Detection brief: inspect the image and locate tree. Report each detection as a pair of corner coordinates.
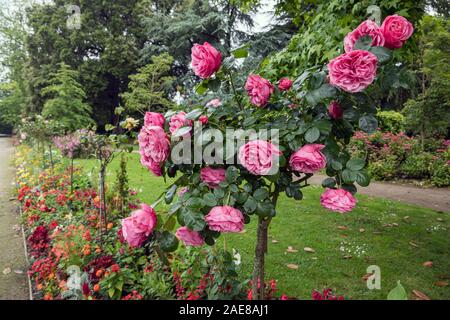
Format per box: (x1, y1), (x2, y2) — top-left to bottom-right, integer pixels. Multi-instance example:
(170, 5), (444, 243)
(121, 53), (175, 115)
(25, 0), (149, 128)
(403, 15), (450, 145)
(41, 63), (93, 132)
(140, 0), (255, 91)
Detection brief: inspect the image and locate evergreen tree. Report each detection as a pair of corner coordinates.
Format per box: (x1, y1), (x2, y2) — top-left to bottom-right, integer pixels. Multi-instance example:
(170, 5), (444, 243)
(121, 53), (175, 114)
(41, 63), (93, 132)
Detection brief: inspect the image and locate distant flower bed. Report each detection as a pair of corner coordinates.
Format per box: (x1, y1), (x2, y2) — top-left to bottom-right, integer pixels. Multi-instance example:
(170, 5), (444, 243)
(349, 131), (450, 187)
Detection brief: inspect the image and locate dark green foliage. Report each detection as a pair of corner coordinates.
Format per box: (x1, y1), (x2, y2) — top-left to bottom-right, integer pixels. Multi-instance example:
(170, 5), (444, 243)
(41, 63), (93, 132)
(121, 53), (175, 114)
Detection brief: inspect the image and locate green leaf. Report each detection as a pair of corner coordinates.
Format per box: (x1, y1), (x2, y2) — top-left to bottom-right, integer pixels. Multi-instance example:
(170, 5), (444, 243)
(186, 108), (203, 120)
(164, 185), (177, 204)
(243, 197), (257, 213)
(356, 171), (371, 187)
(387, 281), (408, 300)
(305, 83), (337, 106)
(195, 81), (208, 95)
(231, 45), (249, 59)
(346, 158), (365, 171)
(305, 127), (320, 143)
(253, 188), (269, 201)
(354, 35), (373, 50)
(331, 159), (343, 171)
(256, 201), (274, 217)
(359, 115), (378, 134)
(208, 78), (221, 92)
(322, 177), (336, 188)
(225, 166), (238, 183)
(158, 231), (179, 252)
(105, 124), (115, 132)
(173, 126), (192, 137)
(203, 193), (217, 207)
(369, 46), (393, 63)
(342, 169), (357, 183)
(183, 210), (206, 231)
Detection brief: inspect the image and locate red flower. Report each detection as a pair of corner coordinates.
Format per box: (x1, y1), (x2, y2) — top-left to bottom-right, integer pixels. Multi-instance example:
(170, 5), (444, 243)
(111, 264), (120, 273)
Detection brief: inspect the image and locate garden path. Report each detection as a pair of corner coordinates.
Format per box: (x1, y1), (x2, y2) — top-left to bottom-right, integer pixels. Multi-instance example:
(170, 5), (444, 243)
(0, 136), (29, 299)
(309, 174), (450, 213)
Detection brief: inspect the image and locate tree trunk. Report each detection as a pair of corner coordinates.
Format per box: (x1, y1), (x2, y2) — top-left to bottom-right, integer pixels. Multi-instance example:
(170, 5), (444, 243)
(251, 190), (279, 300)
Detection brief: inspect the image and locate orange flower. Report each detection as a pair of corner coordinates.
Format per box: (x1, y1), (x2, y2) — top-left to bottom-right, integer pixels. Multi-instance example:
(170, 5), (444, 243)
(83, 249), (91, 256)
(95, 269), (103, 278)
(44, 293), (53, 300)
(107, 222), (113, 230)
(37, 283), (44, 291)
(93, 284), (100, 292)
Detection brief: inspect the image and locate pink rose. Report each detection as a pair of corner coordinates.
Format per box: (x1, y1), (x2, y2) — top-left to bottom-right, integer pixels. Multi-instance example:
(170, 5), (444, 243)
(199, 115), (208, 125)
(138, 129), (168, 176)
(239, 140), (282, 175)
(320, 188), (357, 213)
(121, 204), (157, 247)
(278, 77), (293, 91)
(289, 144), (327, 173)
(138, 125), (170, 176)
(328, 50), (378, 93)
(205, 206), (244, 233)
(206, 98), (222, 108)
(144, 112), (165, 128)
(200, 167), (226, 188)
(344, 19), (385, 52)
(175, 226), (204, 247)
(191, 42), (222, 79)
(169, 112), (193, 135)
(328, 101), (343, 119)
(245, 74), (274, 107)
(381, 15), (414, 49)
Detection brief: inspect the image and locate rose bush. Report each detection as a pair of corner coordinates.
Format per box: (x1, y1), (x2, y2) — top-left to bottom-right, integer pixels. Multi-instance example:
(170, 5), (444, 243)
(129, 12), (414, 300)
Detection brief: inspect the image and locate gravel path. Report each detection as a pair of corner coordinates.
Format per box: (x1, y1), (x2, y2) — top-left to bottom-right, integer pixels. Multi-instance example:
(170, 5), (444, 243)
(309, 174), (450, 213)
(0, 136), (29, 300)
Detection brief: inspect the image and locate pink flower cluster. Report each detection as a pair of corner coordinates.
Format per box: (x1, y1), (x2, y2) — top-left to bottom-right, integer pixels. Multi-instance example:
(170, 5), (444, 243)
(53, 134), (81, 158)
(320, 188), (357, 213)
(176, 226), (204, 247)
(239, 140), (282, 175)
(245, 75), (274, 107)
(289, 144), (327, 173)
(191, 42), (222, 79)
(121, 204), (157, 247)
(138, 124), (170, 176)
(205, 206), (244, 233)
(200, 167), (226, 188)
(169, 111), (193, 135)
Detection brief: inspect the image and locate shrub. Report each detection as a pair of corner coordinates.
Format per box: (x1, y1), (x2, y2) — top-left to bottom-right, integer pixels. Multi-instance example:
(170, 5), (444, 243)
(376, 110), (405, 133)
(369, 157), (398, 181)
(400, 152), (433, 179)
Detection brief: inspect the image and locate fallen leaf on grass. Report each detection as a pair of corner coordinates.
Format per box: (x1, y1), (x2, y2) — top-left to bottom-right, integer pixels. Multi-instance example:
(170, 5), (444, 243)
(337, 226), (348, 230)
(412, 290), (431, 300)
(436, 218), (444, 222)
(286, 246), (298, 253)
(434, 281), (448, 287)
(286, 264), (299, 270)
(409, 241), (419, 248)
(343, 255), (352, 259)
(362, 273), (374, 281)
(303, 247), (315, 253)
(359, 228), (365, 233)
(392, 223), (399, 227)
(422, 261), (433, 268)
(13, 270), (24, 274)
(2, 268), (11, 275)
(271, 239), (278, 244)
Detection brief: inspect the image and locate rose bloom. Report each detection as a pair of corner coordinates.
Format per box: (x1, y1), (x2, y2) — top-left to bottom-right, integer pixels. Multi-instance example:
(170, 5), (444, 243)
(138, 125), (170, 176)
(239, 140), (282, 175)
(320, 188), (357, 213)
(144, 112), (165, 127)
(191, 42), (222, 79)
(199, 115), (208, 125)
(200, 167), (226, 188)
(206, 98), (222, 108)
(381, 15), (414, 49)
(289, 144), (327, 173)
(245, 74), (274, 107)
(328, 101), (343, 119)
(328, 50), (378, 93)
(205, 206), (244, 233)
(169, 111), (193, 135)
(121, 204), (157, 247)
(124, 117), (139, 130)
(278, 77), (293, 91)
(344, 19), (385, 52)
(175, 226), (204, 247)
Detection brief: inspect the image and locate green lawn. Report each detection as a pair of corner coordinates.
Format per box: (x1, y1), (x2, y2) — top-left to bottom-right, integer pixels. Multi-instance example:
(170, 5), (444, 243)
(75, 153), (450, 300)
